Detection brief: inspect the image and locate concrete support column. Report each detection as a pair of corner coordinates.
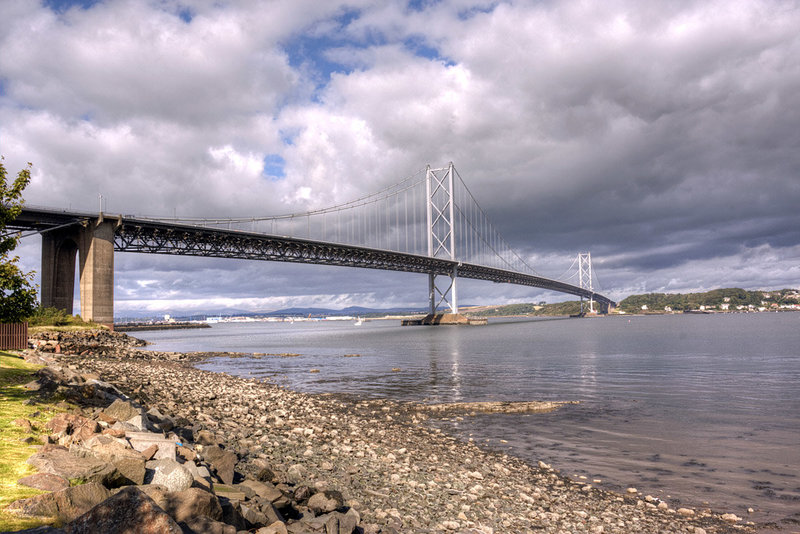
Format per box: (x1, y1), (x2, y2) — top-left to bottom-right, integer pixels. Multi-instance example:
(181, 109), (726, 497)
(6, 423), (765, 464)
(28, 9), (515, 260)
(40, 230), (79, 314)
(78, 219), (115, 327)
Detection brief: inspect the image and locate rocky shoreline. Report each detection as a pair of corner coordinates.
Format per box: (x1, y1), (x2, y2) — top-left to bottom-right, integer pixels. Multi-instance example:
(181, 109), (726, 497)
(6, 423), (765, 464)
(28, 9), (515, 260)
(7, 330), (757, 533)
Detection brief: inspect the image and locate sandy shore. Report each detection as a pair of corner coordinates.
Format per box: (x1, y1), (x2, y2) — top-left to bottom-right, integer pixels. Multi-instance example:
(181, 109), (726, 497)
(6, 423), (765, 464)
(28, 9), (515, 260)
(31, 330), (756, 533)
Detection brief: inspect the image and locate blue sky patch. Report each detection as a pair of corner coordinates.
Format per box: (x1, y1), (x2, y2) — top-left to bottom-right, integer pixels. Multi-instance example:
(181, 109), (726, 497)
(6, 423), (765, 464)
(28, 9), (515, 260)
(177, 6), (194, 23)
(283, 8), (374, 87)
(44, 0), (101, 12)
(263, 154), (286, 180)
(280, 130), (297, 146)
(457, 2), (501, 21)
(408, 0), (442, 12)
(403, 35), (453, 65)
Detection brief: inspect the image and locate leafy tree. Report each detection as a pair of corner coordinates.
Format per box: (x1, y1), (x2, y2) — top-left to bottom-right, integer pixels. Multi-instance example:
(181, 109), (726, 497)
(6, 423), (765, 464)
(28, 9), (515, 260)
(0, 157), (37, 323)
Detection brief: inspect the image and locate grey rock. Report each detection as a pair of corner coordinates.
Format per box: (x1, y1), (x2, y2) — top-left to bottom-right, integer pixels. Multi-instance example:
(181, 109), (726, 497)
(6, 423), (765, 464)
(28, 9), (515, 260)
(160, 487), (223, 523)
(292, 485), (313, 503)
(219, 499), (248, 531)
(325, 511), (357, 534)
(125, 413), (155, 432)
(286, 464), (307, 484)
(7, 483), (111, 522)
(128, 431), (177, 461)
(256, 522), (288, 534)
(203, 445), (237, 485)
(240, 502), (268, 528)
(17, 473), (70, 492)
(102, 398), (142, 422)
(237, 479), (283, 502)
(259, 501), (284, 526)
(307, 491), (343, 516)
(110, 455), (146, 485)
(147, 458), (194, 492)
(179, 516), (236, 534)
(65, 486), (181, 534)
(74, 435), (146, 485)
(27, 446), (117, 486)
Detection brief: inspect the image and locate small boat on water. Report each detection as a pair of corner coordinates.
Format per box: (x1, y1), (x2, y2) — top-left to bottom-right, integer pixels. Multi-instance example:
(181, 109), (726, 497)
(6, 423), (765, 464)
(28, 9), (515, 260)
(354, 317), (363, 326)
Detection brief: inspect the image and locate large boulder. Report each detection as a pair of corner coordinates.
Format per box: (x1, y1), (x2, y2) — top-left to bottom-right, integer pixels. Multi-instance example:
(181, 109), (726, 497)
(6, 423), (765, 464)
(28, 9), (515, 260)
(102, 399), (143, 422)
(324, 510), (360, 534)
(202, 445), (238, 485)
(237, 479), (283, 502)
(45, 414), (100, 444)
(109, 456), (147, 486)
(146, 458), (194, 493)
(66, 486), (181, 534)
(7, 483), (111, 522)
(307, 491), (344, 516)
(127, 431), (177, 461)
(17, 473), (70, 492)
(27, 446), (117, 486)
(219, 498), (248, 531)
(73, 435), (147, 485)
(158, 487), (223, 524)
(239, 503), (268, 528)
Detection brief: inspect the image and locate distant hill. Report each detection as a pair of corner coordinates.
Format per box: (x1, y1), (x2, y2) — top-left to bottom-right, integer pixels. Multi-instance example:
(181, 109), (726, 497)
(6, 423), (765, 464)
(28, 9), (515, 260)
(618, 287), (799, 313)
(463, 287), (800, 318)
(466, 301), (583, 317)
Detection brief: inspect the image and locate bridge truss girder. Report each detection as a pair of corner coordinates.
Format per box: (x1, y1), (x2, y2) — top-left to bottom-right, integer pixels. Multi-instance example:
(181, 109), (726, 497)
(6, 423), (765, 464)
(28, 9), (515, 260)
(114, 220), (615, 307)
(13, 207), (617, 316)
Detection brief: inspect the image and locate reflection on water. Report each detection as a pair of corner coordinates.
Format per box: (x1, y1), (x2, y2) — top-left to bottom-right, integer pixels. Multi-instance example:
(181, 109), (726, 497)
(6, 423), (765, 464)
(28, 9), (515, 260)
(138, 313), (800, 524)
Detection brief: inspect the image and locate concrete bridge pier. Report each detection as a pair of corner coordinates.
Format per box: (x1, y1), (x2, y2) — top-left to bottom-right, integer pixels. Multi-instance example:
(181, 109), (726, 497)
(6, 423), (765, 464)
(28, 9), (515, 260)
(40, 217), (115, 327)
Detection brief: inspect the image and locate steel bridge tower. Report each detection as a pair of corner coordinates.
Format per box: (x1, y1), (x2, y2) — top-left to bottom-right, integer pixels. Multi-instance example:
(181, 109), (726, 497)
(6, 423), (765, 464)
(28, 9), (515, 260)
(578, 252), (594, 314)
(426, 162), (458, 315)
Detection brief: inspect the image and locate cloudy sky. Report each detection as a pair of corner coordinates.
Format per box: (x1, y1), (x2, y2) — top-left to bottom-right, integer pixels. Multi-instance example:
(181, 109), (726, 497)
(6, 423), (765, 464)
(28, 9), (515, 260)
(1, 0), (799, 317)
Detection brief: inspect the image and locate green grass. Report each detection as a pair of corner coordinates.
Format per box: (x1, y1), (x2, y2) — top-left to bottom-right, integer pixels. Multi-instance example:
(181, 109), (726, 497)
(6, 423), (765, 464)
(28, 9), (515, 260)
(0, 351), (64, 530)
(26, 307), (101, 329)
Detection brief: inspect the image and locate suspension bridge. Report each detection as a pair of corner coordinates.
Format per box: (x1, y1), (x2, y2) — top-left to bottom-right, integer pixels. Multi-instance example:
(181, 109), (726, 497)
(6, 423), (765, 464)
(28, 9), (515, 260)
(10, 163), (615, 326)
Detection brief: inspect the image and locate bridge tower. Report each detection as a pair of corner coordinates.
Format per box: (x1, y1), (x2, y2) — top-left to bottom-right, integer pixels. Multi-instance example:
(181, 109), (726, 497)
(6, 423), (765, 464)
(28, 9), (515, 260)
(426, 162), (458, 315)
(40, 216), (116, 328)
(578, 252), (594, 314)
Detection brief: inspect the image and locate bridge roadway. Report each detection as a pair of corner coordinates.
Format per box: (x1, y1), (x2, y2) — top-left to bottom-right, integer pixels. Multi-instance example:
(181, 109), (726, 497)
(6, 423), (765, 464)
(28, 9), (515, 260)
(12, 207), (615, 318)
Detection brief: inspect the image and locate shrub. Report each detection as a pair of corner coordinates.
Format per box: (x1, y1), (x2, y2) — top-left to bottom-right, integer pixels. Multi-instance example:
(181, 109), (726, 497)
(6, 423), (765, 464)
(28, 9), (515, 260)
(26, 307), (93, 327)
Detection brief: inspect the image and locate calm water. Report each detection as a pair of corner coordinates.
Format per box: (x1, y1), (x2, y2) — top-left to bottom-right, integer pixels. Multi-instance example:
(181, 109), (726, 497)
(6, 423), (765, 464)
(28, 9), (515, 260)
(137, 313), (800, 525)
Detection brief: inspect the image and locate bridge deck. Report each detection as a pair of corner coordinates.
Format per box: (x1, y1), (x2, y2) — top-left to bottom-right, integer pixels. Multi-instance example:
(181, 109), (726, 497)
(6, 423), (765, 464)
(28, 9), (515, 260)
(12, 207), (615, 306)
